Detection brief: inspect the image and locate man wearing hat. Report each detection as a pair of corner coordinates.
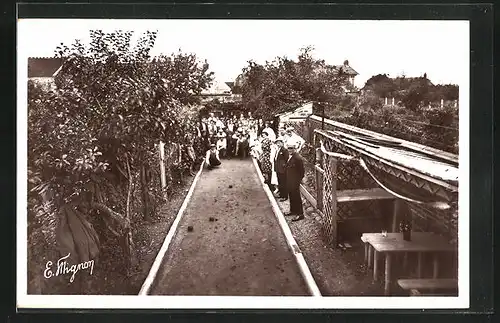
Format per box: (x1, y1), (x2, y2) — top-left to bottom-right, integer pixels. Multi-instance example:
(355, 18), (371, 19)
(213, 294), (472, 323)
(285, 141), (305, 221)
(205, 144), (221, 169)
(273, 136), (289, 201)
(284, 126), (305, 153)
(216, 128), (227, 158)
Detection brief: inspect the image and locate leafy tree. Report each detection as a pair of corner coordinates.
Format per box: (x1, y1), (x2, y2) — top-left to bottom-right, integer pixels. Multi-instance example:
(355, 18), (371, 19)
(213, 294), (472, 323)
(363, 74), (396, 98)
(238, 46), (350, 120)
(28, 29), (213, 290)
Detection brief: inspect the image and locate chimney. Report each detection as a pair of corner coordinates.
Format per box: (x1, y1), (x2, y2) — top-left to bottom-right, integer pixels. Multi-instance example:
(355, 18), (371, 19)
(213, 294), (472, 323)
(343, 59), (349, 66)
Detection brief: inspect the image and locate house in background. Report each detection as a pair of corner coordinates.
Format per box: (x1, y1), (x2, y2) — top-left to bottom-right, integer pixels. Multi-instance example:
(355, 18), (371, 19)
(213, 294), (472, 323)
(199, 78), (242, 105)
(334, 60), (358, 86)
(28, 57), (63, 90)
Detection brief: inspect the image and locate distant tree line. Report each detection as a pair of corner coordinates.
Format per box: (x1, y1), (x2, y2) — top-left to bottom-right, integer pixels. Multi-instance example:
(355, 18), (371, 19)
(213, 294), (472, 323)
(362, 73), (458, 111)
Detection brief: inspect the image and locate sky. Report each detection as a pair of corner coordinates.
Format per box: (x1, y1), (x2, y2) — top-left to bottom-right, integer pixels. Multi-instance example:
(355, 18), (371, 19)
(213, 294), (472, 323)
(18, 19), (469, 88)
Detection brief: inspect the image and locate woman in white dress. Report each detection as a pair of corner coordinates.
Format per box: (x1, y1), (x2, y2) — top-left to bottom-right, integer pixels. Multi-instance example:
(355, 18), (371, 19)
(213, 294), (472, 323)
(262, 121), (276, 142)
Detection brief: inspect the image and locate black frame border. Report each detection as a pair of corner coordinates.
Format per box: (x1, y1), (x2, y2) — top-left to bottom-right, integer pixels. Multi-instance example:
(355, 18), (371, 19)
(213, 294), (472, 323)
(3, 0), (494, 321)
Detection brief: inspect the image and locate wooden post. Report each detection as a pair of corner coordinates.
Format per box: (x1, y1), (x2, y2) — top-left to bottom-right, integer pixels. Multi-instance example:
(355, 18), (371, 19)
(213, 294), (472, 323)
(392, 199), (401, 232)
(417, 253), (423, 278)
(433, 253), (439, 278)
(385, 254), (392, 295)
(316, 167), (324, 211)
(392, 97), (395, 106)
(373, 250), (379, 281)
(385, 97), (388, 105)
(158, 141), (167, 198)
(368, 245), (373, 268)
(330, 157), (338, 247)
(321, 105), (325, 130)
(441, 99), (444, 108)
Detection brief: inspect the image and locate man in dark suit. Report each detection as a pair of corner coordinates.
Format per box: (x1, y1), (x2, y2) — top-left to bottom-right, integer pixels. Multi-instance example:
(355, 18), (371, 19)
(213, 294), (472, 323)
(273, 137), (289, 201)
(285, 141), (305, 221)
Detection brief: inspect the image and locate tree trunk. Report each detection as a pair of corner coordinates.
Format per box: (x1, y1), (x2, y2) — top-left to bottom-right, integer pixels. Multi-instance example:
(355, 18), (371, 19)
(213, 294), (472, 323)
(123, 228), (137, 276)
(91, 202), (129, 229)
(140, 163), (152, 220)
(124, 155), (137, 275)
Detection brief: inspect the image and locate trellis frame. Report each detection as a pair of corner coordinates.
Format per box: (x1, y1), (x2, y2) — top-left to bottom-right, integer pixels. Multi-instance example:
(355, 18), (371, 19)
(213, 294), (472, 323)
(313, 126), (458, 247)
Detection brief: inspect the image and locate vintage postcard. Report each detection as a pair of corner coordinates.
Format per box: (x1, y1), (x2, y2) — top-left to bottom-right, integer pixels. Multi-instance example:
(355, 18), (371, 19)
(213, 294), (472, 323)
(17, 18), (469, 309)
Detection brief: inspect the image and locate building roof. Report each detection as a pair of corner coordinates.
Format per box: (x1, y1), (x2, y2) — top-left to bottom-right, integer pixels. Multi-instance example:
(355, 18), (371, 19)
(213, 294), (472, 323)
(201, 79), (232, 95)
(28, 57), (63, 78)
(333, 64), (358, 76)
(225, 82), (235, 89)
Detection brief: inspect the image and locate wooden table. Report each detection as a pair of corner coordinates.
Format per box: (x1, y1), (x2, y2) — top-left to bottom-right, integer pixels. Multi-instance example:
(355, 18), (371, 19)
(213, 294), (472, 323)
(361, 232), (456, 296)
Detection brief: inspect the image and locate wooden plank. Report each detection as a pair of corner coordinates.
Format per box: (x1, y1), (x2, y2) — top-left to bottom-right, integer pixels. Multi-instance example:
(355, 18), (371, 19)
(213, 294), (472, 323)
(315, 164), (325, 175)
(300, 184), (317, 208)
(309, 114), (458, 164)
(370, 240), (455, 253)
(314, 129), (458, 192)
(397, 279), (458, 291)
(336, 188), (395, 203)
(362, 232), (456, 253)
(338, 215), (384, 222)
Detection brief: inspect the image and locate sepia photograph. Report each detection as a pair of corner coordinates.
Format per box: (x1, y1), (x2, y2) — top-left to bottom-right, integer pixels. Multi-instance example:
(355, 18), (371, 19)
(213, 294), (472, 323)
(17, 18), (469, 309)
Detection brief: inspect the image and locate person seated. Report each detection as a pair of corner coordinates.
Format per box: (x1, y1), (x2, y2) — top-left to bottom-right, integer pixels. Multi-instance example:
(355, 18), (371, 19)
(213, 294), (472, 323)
(205, 144), (221, 170)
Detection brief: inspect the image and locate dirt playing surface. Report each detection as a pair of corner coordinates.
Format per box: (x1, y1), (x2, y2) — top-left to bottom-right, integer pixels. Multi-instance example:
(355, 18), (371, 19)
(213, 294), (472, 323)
(150, 158), (309, 296)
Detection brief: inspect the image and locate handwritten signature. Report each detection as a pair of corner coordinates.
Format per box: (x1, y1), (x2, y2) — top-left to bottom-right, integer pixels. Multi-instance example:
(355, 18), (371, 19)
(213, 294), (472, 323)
(44, 253), (95, 283)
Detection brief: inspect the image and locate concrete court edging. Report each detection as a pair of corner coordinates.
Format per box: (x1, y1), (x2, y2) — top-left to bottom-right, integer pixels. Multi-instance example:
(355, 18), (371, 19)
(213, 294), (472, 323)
(251, 157), (322, 297)
(138, 160), (205, 295)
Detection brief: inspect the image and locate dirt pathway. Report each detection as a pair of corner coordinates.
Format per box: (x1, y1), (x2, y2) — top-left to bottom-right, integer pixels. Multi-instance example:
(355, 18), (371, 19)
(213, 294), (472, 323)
(150, 159), (309, 296)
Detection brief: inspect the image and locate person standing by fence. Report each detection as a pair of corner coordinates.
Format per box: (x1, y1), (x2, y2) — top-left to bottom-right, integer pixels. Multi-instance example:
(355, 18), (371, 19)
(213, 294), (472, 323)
(273, 137), (289, 201)
(284, 126), (305, 153)
(262, 121), (276, 142)
(285, 141), (305, 221)
(259, 130), (274, 190)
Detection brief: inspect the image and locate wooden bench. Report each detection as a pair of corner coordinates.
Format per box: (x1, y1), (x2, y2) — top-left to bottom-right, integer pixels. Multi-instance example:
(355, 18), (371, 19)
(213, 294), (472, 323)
(397, 278), (458, 296)
(336, 188), (395, 203)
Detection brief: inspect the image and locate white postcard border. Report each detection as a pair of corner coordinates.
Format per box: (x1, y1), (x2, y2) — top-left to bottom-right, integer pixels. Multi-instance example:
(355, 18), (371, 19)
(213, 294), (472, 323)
(17, 19), (470, 309)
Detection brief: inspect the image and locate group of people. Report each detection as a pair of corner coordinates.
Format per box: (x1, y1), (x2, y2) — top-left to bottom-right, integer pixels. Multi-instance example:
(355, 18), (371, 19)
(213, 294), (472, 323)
(201, 112), (276, 167)
(252, 126), (306, 222)
(200, 111), (307, 221)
